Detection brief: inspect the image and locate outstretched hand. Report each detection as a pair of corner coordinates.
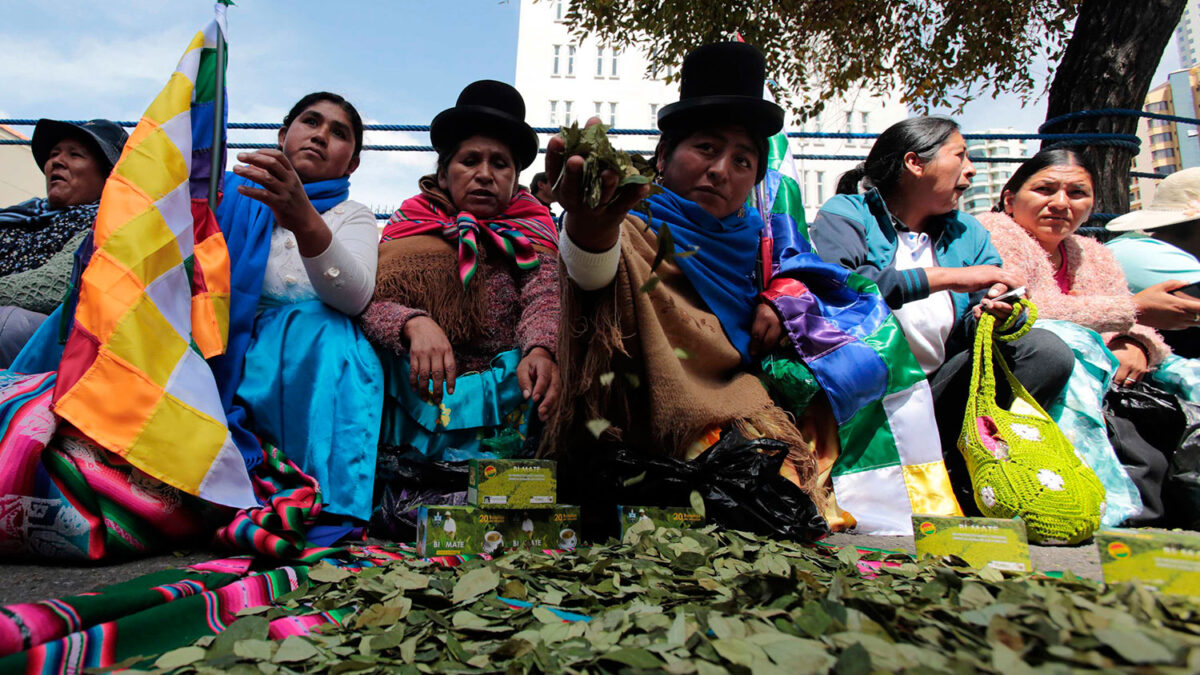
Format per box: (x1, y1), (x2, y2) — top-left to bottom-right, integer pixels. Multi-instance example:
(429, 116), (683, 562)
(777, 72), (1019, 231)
(517, 347), (561, 421)
(1134, 279), (1200, 331)
(548, 116), (650, 253)
(232, 149), (317, 226)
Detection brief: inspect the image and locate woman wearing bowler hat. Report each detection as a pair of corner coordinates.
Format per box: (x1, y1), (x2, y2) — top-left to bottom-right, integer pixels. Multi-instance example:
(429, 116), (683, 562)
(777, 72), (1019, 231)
(0, 118), (128, 367)
(545, 42), (840, 527)
(362, 80), (560, 476)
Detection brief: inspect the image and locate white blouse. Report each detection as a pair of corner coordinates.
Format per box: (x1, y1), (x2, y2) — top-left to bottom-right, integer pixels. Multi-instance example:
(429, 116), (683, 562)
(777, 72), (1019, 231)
(890, 230), (956, 375)
(259, 199), (378, 316)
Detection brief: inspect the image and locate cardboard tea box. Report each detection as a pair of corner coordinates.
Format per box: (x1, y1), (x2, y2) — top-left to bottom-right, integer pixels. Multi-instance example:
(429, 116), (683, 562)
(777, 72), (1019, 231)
(912, 515), (1032, 573)
(1097, 529), (1200, 596)
(416, 505), (507, 557)
(416, 505), (581, 556)
(467, 459), (556, 508)
(618, 505), (705, 537)
(503, 507), (581, 552)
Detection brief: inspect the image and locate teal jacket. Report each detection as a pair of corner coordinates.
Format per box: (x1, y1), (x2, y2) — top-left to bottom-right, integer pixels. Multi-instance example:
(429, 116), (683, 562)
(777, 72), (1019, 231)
(808, 189), (1004, 352)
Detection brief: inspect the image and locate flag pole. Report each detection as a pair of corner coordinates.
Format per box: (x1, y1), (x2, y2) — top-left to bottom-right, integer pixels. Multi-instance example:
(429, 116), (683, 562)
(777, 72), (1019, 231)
(207, 3), (228, 213)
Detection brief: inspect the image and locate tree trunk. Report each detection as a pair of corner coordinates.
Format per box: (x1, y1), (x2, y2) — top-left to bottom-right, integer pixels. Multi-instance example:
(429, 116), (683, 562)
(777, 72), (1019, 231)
(1043, 0), (1187, 219)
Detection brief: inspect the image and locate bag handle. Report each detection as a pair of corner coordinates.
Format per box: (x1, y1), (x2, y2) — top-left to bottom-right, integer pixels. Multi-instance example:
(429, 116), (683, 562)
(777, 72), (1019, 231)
(969, 299), (1037, 413)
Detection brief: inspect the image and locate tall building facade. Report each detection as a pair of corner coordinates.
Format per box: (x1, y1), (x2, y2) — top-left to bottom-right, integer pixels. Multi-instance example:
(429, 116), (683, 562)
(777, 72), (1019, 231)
(1178, 0), (1200, 68)
(512, 0), (907, 220)
(0, 124), (45, 206)
(959, 131), (1028, 215)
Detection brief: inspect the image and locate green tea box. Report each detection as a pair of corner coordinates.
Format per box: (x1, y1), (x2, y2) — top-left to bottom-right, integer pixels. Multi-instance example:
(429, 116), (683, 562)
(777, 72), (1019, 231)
(912, 515), (1032, 573)
(618, 505), (705, 537)
(416, 505), (507, 557)
(467, 459), (556, 508)
(1097, 529), (1200, 596)
(504, 507), (581, 551)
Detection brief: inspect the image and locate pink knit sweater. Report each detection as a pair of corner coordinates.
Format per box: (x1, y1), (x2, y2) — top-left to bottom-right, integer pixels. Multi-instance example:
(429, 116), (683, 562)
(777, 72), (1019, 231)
(361, 248), (560, 373)
(977, 211), (1170, 366)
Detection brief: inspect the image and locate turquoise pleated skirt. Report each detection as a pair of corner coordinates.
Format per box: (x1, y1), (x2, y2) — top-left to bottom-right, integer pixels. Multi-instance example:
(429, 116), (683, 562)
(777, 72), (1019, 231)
(378, 348), (531, 462)
(236, 299), (383, 521)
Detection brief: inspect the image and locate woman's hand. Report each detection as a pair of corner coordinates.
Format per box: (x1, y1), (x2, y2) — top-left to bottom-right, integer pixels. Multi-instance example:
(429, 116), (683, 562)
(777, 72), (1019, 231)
(1109, 336), (1150, 387)
(927, 265), (1024, 323)
(233, 149), (331, 256)
(1133, 280), (1200, 331)
(517, 347), (561, 421)
(546, 117), (650, 253)
(749, 301), (784, 357)
(926, 265), (1025, 296)
(403, 316), (456, 404)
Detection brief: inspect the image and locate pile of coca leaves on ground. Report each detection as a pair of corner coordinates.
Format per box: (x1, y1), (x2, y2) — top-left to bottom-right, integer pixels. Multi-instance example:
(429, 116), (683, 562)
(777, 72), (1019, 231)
(145, 522), (1200, 674)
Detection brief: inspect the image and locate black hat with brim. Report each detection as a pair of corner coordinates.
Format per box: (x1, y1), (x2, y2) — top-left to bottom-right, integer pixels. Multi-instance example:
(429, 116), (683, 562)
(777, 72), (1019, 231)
(430, 80), (539, 170)
(32, 118), (130, 176)
(657, 42), (784, 139)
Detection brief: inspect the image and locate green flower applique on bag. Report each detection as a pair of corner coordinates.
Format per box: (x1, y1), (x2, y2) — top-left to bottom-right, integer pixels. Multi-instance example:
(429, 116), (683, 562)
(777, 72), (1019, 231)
(960, 300), (1106, 545)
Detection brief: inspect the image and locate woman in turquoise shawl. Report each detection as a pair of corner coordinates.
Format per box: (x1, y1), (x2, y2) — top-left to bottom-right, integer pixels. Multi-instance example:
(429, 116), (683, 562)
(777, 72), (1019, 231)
(213, 92), (382, 526)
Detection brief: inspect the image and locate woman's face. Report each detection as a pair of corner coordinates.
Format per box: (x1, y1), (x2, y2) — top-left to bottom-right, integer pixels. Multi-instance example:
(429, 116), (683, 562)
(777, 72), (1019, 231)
(906, 131), (974, 215)
(437, 135), (517, 220)
(44, 137), (106, 209)
(278, 100), (360, 183)
(1004, 164), (1094, 252)
(657, 124), (759, 218)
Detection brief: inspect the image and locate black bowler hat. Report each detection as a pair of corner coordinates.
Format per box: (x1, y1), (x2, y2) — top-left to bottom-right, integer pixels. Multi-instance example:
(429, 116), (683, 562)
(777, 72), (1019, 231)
(658, 42), (784, 139)
(32, 118), (130, 176)
(430, 80), (539, 170)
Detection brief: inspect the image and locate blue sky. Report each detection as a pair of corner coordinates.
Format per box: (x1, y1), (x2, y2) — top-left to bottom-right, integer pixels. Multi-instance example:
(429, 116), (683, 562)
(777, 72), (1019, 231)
(0, 1), (1184, 211)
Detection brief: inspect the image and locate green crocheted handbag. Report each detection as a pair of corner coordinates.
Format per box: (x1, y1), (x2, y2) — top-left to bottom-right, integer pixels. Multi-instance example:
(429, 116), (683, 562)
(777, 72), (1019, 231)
(959, 300), (1105, 545)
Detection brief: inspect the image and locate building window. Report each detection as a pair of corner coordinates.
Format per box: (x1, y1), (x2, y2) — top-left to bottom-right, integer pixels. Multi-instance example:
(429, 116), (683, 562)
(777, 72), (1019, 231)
(1145, 101), (1170, 113)
(554, 0), (564, 21)
(859, 111), (870, 133)
(596, 47), (605, 77)
(1151, 132), (1175, 144)
(1157, 165), (1177, 175)
(844, 111), (853, 131)
(609, 102), (618, 126)
(649, 103), (659, 127)
(815, 171), (826, 204)
(549, 101), (558, 126)
(567, 45), (576, 77)
(552, 45), (561, 76)
(1152, 148), (1177, 160)
(594, 101), (603, 118)
(1149, 118), (1170, 129)
(564, 101), (574, 125)
(611, 48), (620, 78)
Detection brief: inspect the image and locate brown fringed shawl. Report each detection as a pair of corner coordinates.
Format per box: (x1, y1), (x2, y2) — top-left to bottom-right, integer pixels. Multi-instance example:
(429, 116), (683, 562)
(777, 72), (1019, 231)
(544, 214), (833, 516)
(373, 177), (557, 346)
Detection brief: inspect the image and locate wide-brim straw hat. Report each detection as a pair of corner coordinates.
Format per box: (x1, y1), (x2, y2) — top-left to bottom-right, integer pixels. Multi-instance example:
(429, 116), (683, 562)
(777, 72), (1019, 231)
(1108, 167), (1200, 232)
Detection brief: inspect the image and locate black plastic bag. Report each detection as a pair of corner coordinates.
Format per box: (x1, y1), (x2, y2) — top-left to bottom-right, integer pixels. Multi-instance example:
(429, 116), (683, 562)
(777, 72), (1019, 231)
(1105, 381), (1200, 528)
(557, 430), (829, 543)
(370, 455), (470, 540)
(1164, 402), (1200, 531)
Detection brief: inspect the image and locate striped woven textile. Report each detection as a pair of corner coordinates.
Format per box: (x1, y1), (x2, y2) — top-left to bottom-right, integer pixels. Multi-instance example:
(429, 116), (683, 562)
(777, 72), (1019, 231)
(381, 188), (557, 287)
(0, 545), (480, 672)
